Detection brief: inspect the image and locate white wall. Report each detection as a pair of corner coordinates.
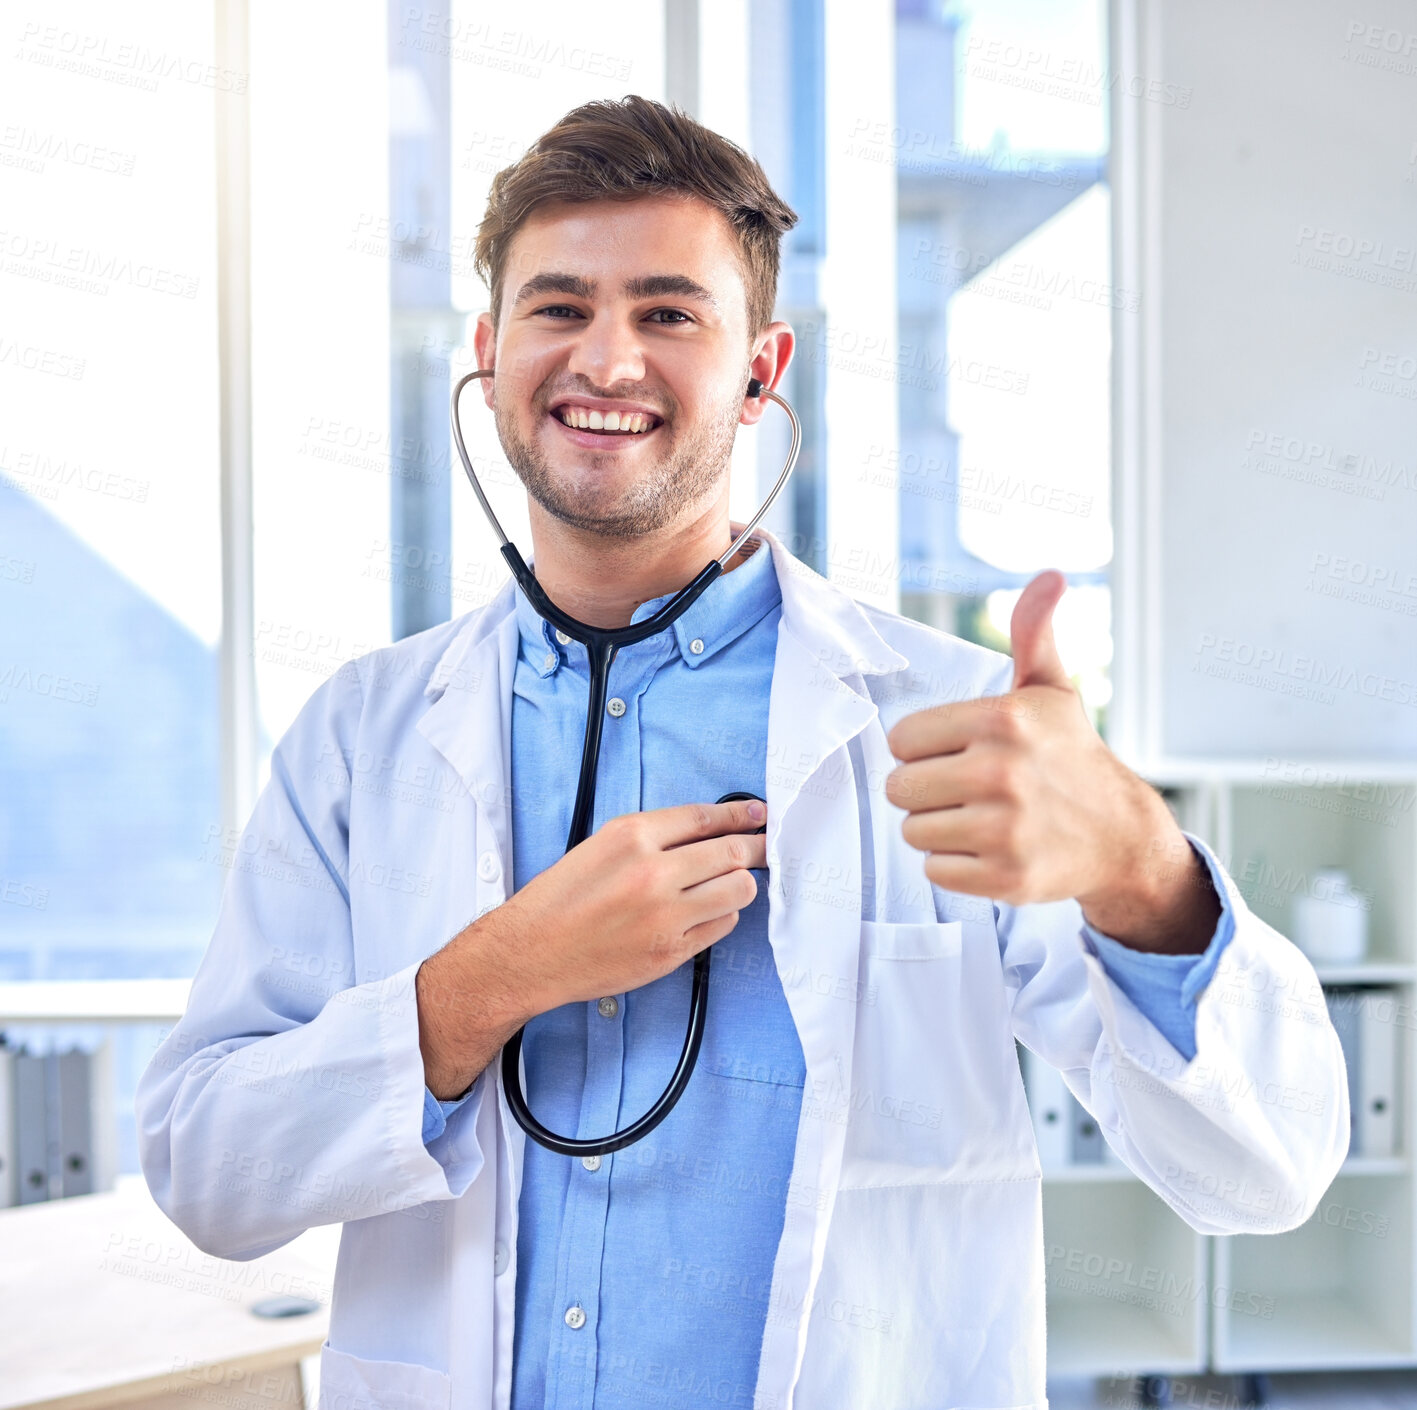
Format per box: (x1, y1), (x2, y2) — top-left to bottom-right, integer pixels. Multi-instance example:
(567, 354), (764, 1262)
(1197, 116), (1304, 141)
(1112, 0), (1417, 768)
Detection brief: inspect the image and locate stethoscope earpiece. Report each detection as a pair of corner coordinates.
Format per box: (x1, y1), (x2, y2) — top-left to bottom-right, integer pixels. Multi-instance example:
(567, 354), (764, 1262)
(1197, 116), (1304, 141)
(746, 376), (763, 398)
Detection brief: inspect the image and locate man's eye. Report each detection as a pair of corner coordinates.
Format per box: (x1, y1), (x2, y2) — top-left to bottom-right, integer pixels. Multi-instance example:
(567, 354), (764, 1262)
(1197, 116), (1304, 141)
(533, 306), (691, 323)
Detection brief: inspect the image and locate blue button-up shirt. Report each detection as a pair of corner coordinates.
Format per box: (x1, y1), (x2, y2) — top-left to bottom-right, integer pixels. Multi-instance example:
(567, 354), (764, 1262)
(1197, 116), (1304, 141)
(421, 541), (1234, 1406)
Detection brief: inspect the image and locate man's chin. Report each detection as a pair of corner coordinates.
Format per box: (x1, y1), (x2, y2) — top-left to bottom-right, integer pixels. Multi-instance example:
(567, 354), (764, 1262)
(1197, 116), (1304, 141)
(534, 490), (680, 540)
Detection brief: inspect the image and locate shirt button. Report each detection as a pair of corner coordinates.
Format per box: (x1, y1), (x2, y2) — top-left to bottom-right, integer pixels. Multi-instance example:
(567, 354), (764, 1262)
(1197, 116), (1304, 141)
(543, 651), (557, 671)
(564, 1304), (586, 1330)
(689, 637), (705, 655)
(493, 1241), (509, 1275)
(477, 852), (500, 883)
(581, 1155), (601, 1172)
(607, 697), (626, 717)
(597, 996), (619, 1018)
(555, 629), (571, 646)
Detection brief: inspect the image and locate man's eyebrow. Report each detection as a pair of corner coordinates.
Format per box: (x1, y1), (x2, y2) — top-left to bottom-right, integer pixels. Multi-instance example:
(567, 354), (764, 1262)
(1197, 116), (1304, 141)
(511, 272), (596, 308)
(511, 271), (720, 314)
(623, 274), (720, 312)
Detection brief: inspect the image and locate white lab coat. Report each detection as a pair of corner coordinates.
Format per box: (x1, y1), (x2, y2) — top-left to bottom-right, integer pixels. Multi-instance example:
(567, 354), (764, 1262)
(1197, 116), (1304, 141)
(137, 526), (1349, 1410)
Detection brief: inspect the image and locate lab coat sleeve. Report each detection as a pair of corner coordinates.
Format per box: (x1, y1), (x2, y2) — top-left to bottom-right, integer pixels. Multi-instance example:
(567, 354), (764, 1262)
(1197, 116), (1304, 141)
(999, 837), (1350, 1235)
(984, 679), (1350, 1236)
(136, 661), (491, 1262)
(1082, 837), (1238, 1061)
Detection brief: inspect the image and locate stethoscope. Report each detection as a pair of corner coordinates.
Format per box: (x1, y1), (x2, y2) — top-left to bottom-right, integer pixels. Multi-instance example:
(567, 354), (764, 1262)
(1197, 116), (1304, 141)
(450, 367), (802, 1156)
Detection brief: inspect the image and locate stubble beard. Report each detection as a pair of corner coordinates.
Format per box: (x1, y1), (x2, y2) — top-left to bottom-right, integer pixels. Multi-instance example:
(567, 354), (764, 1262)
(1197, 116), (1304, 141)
(495, 386), (745, 541)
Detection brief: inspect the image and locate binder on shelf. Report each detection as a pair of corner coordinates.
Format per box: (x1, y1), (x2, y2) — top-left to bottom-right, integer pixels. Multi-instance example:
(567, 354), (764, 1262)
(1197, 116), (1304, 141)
(79, 1036), (116, 1195)
(57, 1048), (94, 1197)
(0, 1037), (117, 1205)
(1357, 989), (1398, 1159)
(1020, 1046), (1070, 1169)
(1069, 1095), (1105, 1165)
(14, 1047), (51, 1204)
(0, 1039), (17, 1208)
(1326, 988), (1362, 1156)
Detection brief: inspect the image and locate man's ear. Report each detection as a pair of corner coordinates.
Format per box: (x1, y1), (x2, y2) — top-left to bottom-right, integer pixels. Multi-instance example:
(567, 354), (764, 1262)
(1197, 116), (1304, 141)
(473, 312), (496, 408)
(741, 321), (795, 426)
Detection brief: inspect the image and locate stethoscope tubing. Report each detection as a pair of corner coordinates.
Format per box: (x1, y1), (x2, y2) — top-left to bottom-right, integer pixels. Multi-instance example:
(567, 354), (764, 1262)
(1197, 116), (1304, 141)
(449, 367), (800, 1156)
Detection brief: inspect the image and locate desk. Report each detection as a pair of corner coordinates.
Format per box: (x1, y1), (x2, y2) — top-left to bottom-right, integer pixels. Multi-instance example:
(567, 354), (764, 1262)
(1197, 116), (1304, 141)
(0, 1177), (340, 1409)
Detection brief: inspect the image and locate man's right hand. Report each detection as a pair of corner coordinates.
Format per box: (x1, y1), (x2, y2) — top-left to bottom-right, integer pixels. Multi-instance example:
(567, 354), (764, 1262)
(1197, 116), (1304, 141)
(416, 797), (768, 1101)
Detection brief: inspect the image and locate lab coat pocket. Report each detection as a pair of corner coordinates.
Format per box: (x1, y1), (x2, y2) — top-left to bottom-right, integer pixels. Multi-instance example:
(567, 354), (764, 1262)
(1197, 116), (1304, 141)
(835, 921), (965, 1187)
(860, 917), (963, 960)
(317, 1339), (452, 1410)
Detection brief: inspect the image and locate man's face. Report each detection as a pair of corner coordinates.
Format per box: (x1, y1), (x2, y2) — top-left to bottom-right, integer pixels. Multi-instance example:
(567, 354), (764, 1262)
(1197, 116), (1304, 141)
(475, 194), (757, 541)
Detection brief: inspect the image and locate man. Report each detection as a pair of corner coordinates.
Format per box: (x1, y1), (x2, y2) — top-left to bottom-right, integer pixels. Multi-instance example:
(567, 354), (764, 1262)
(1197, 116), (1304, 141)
(138, 97), (1348, 1410)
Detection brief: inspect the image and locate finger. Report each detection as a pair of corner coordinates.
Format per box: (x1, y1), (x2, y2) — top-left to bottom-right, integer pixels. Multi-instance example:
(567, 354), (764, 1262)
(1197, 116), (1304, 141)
(679, 867), (759, 928)
(886, 695), (1026, 763)
(919, 851), (1003, 899)
(1009, 570), (1070, 691)
(652, 798), (767, 849)
(681, 909), (742, 954)
(667, 830), (767, 888)
(899, 801), (1006, 857)
(886, 749), (997, 813)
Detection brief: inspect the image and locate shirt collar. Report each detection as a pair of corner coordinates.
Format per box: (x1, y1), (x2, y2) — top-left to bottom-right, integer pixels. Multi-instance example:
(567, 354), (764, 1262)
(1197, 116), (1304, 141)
(514, 533), (781, 679)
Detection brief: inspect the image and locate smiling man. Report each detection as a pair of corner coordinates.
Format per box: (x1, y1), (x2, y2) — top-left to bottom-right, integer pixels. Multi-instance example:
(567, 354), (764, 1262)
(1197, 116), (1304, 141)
(467, 146), (793, 627)
(138, 97), (1349, 1410)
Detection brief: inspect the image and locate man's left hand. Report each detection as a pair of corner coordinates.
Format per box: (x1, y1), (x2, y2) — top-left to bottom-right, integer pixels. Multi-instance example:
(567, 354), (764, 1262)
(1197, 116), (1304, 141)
(883, 571), (1220, 954)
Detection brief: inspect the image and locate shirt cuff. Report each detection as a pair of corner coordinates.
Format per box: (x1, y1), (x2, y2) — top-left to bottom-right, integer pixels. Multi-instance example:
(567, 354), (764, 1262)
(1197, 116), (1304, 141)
(1079, 832), (1237, 1063)
(421, 1082), (478, 1146)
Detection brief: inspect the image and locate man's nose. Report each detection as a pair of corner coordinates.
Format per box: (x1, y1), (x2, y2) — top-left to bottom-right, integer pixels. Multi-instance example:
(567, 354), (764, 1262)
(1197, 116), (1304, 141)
(564, 312), (647, 389)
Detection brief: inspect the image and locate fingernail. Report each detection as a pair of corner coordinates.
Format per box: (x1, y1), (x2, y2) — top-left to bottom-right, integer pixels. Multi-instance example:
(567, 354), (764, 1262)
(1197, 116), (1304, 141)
(748, 800), (766, 821)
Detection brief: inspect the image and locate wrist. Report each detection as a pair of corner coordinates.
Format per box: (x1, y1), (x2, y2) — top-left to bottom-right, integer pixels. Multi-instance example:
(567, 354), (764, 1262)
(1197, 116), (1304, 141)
(415, 954), (475, 1100)
(416, 912), (533, 1100)
(471, 891), (560, 1025)
(1076, 795), (1209, 952)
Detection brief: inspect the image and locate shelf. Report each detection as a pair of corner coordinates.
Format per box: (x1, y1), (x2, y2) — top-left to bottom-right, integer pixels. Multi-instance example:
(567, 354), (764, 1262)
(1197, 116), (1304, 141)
(1214, 1290), (1416, 1372)
(1340, 1156), (1409, 1176)
(1046, 1293), (1203, 1377)
(1226, 781), (1417, 969)
(1314, 964), (1416, 986)
(1029, 766), (1417, 1378)
(1212, 1173), (1415, 1370)
(1042, 1164), (1137, 1183)
(1132, 760), (1417, 787)
(1043, 1180), (1206, 1375)
(0, 979), (191, 1024)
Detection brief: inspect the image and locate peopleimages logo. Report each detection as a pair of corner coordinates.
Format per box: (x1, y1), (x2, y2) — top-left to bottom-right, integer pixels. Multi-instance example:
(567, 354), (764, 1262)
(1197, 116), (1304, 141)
(15, 21), (248, 93)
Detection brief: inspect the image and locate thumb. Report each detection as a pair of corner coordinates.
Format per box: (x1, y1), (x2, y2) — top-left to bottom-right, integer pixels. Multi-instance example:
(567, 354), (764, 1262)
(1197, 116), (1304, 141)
(1009, 570), (1071, 690)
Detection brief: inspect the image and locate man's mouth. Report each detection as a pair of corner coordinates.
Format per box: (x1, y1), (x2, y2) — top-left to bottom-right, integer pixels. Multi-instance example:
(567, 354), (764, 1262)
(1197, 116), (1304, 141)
(548, 400), (664, 439)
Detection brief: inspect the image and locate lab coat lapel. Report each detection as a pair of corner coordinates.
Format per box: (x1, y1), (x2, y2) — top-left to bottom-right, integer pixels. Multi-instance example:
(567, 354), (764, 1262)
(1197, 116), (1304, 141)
(415, 578), (518, 864)
(754, 529), (908, 1401)
(758, 527), (908, 846)
(414, 578), (529, 1193)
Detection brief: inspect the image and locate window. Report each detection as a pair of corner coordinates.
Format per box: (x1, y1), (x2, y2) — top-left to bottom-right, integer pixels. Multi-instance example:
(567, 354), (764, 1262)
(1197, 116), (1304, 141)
(0, 3), (223, 984)
(893, 0), (1115, 724)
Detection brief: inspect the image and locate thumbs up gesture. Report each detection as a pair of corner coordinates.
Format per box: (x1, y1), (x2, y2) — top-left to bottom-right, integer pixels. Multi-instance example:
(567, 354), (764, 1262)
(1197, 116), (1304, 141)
(884, 571), (1218, 950)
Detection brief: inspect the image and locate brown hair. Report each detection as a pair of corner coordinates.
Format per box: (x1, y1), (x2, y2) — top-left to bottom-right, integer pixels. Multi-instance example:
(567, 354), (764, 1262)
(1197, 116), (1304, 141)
(473, 95), (798, 340)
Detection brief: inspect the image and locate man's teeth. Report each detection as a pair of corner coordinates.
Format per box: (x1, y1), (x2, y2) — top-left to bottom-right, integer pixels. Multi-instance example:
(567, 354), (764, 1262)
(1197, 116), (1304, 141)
(557, 408), (656, 434)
